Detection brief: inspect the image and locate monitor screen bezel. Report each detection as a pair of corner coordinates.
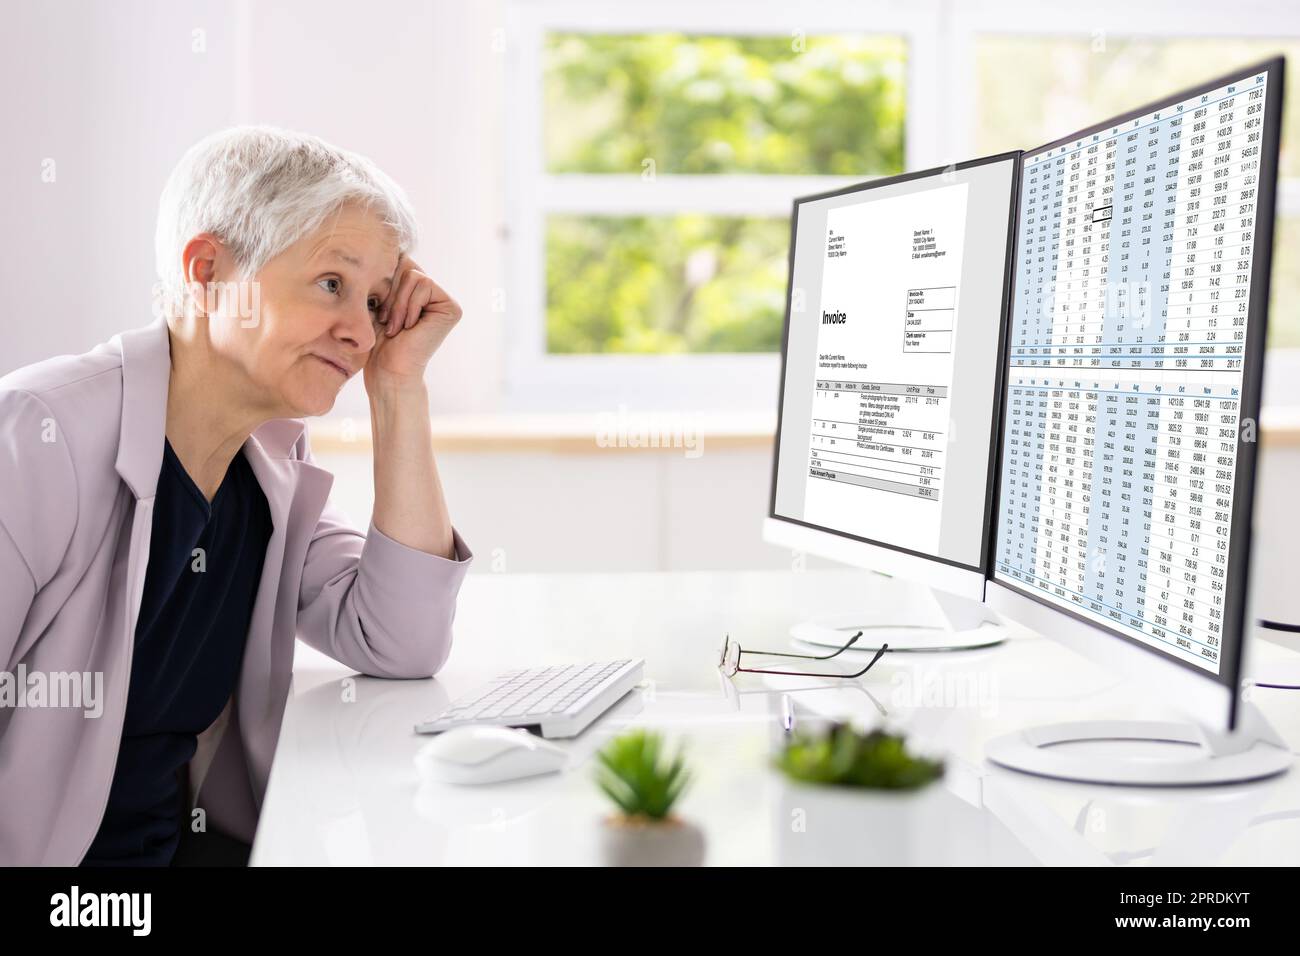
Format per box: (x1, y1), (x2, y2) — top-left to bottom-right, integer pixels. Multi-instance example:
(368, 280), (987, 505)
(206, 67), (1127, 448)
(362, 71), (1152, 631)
(767, 151), (1023, 575)
(986, 56), (1286, 719)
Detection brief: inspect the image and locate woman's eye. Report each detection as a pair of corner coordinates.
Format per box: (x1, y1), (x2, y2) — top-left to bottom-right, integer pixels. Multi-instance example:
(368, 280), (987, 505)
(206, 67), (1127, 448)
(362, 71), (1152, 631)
(367, 296), (382, 313)
(317, 277), (342, 296)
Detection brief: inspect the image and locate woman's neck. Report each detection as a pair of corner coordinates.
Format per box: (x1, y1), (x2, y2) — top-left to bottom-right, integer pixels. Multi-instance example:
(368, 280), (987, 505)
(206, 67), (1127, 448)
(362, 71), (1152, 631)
(164, 320), (275, 501)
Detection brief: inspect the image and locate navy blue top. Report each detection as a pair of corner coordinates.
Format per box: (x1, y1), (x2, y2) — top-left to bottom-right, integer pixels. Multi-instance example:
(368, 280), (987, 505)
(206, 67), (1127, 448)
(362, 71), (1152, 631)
(82, 437), (272, 866)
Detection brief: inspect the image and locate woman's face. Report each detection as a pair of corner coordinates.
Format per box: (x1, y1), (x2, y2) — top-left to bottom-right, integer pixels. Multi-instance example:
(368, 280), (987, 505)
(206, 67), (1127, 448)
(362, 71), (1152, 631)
(200, 202), (400, 418)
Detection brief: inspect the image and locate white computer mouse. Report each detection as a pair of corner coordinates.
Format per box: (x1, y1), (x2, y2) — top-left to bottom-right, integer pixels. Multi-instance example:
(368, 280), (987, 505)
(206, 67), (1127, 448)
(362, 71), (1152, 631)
(415, 725), (569, 785)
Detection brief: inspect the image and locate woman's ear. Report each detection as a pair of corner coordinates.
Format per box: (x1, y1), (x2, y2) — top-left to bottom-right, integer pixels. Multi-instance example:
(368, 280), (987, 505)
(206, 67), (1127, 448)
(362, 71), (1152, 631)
(180, 235), (221, 319)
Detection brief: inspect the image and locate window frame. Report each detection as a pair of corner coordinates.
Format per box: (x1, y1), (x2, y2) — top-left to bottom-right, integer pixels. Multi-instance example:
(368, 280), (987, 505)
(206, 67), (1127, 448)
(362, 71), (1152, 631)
(503, 0), (943, 411)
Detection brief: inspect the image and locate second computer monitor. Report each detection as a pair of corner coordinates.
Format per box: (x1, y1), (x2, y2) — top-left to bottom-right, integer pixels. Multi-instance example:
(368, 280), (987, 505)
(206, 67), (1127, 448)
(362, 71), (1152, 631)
(768, 153), (1020, 600)
(987, 57), (1285, 732)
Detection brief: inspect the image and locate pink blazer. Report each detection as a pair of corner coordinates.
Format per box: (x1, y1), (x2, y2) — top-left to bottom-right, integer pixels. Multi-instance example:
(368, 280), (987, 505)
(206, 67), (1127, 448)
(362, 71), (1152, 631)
(0, 316), (473, 864)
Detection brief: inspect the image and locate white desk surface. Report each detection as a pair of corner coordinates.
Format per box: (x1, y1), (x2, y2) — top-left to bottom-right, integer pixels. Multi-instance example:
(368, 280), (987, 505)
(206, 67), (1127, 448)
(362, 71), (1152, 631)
(250, 569), (1300, 866)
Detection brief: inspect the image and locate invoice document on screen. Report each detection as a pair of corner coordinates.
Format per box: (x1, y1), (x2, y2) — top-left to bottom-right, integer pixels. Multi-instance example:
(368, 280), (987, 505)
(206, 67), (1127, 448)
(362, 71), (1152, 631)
(804, 182), (971, 553)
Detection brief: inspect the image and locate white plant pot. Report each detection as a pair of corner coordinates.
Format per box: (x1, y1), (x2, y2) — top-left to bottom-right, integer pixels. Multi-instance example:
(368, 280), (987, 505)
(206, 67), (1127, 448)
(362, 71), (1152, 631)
(776, 777), (946, 866)
(599, 816), (707, 867)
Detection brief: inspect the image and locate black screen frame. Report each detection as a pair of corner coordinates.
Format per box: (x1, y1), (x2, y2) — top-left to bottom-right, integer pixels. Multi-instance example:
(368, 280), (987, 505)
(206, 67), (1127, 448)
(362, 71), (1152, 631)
(985, 56), (1286, 726)
(767, 151), (1022, 575)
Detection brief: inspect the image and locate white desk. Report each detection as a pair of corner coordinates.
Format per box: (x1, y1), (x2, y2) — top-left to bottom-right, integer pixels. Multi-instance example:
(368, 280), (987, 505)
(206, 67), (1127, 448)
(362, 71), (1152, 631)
(250, 569), (1300, 866)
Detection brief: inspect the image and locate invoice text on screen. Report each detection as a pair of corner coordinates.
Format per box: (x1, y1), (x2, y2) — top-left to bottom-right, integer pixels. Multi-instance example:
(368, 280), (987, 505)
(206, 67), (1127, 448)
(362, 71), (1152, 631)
(804, 183), (971, 553)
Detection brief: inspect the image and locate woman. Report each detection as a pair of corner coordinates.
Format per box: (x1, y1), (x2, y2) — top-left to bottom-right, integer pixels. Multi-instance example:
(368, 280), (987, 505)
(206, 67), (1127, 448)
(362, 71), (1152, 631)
(0, 127), (472, 865)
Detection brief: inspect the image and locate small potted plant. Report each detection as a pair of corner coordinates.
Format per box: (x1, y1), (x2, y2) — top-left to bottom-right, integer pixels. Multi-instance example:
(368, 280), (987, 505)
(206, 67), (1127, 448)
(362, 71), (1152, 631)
(774, 722), (946, 866)
(595, 729), (705, 867)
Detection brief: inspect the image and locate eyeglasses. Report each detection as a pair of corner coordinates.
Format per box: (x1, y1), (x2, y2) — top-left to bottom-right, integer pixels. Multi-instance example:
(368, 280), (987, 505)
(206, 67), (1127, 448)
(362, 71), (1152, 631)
(717, 630), (888, 680)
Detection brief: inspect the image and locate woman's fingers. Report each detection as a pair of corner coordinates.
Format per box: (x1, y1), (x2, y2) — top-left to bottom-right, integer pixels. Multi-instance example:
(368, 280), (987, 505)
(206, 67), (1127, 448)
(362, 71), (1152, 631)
(384, 269), (420, 337)
(377, 268), (403, 326)
(404, 282), (427, 330)
(377, 258), (463, 340)
(418, 276), (460, 319)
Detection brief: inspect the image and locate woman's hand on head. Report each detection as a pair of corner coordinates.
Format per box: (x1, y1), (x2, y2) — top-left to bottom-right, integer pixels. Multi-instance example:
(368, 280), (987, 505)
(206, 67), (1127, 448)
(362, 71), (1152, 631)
(364, 255), (462, 393)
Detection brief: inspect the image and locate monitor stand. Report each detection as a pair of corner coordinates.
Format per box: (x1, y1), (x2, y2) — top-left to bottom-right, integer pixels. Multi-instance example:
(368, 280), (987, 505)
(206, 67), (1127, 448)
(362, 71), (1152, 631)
(984, 702), (1293, 786)
(790, 587), (1008, 652)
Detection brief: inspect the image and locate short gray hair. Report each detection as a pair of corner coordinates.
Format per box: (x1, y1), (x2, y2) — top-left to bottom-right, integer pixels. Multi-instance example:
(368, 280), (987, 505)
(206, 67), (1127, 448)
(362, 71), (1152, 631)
(154, 125), (419, 314)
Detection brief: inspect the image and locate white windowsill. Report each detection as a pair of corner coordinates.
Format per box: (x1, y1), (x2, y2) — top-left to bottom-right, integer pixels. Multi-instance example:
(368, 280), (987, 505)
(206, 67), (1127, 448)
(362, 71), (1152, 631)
(308, 409), (779, 454)
(306, 407), (1300, 454)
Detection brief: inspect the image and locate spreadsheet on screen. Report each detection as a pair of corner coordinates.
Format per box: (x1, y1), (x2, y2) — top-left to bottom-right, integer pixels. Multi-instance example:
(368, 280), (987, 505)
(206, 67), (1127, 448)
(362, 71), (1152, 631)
(993, 67), (1272, 674)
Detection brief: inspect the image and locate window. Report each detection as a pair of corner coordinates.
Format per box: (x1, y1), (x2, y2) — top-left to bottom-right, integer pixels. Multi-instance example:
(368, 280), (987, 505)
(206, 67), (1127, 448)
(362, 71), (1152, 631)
(506, 1), (1300, 410)
(505, 2), (940, 410)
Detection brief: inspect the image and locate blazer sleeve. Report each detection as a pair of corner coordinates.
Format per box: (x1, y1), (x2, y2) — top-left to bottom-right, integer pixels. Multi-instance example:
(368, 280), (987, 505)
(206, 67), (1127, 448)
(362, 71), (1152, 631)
(293, 431), (473, 679)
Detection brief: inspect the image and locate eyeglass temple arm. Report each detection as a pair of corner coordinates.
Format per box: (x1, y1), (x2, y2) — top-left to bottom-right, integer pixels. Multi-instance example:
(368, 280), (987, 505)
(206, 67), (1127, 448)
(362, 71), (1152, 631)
(841, 643), (888, 677)
(737, 630), (863, 662)
(737, 643), (888, 679)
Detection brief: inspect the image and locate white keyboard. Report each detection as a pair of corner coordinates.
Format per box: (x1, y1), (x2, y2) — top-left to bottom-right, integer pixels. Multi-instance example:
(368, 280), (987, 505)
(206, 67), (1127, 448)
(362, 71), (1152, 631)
(415, 659), (644, 739)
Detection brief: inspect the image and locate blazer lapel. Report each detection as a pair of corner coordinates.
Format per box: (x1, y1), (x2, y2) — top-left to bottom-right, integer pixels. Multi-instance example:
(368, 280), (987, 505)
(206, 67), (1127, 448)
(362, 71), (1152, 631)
(111, 317), (171, 669)
(112, 315), (170, 501)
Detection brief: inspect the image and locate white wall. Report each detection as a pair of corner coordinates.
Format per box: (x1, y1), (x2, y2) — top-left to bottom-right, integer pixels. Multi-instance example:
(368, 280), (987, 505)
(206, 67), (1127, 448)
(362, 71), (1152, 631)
(310, 439), (1300, 626)
(315, 443), (822, 574)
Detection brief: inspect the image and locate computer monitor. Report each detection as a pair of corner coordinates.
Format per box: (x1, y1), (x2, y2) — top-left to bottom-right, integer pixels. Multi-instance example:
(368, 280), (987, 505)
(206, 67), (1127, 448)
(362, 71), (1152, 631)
(984, 57), (1291, 784)
(764, 153), (1021, 650)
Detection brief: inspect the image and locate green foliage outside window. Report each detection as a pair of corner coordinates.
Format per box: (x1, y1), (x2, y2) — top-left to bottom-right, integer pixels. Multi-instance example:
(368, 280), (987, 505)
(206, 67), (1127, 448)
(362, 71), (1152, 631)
(546, 214), (790, 354)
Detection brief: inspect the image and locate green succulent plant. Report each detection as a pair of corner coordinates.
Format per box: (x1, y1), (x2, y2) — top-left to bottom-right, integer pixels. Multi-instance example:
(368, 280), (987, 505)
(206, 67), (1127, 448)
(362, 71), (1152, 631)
(595, 730), (690, 821)
(775, 722), (944, 791)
